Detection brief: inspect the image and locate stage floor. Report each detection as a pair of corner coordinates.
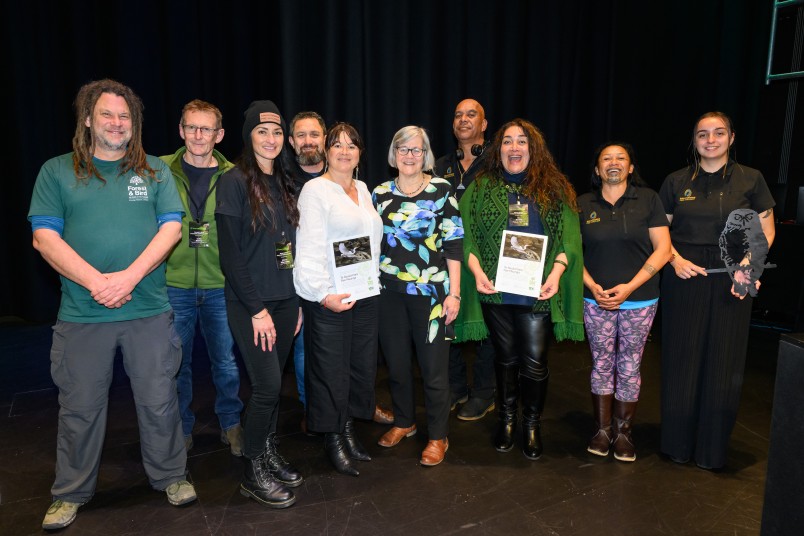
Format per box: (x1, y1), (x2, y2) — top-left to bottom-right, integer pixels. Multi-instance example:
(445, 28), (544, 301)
(0, 320), (780, 535)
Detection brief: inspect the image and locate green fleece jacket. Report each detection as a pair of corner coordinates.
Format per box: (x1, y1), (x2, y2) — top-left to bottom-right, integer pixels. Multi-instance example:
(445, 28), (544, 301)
(456, 175), (585, 343)
(162, 147), (235, 289)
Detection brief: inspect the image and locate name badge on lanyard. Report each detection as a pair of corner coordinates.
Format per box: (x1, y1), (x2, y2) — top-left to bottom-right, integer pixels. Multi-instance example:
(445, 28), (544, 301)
(188, 220), (211, 248)
(276, 233), (294, 269)
(509, 202), (529, 227)
(505, 182), (528, 226)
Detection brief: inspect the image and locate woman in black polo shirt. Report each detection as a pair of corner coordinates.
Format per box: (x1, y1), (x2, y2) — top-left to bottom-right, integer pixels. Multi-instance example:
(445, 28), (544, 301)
(659, 112), (775, 470)
(578, 142), (671, 462)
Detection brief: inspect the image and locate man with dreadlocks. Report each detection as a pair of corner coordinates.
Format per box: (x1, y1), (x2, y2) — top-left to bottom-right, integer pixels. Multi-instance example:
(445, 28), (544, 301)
(29, 79), (196, 530)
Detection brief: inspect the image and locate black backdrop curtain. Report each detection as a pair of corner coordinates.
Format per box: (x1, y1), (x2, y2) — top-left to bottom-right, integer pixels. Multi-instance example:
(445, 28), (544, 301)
(3, 0), (794, 322)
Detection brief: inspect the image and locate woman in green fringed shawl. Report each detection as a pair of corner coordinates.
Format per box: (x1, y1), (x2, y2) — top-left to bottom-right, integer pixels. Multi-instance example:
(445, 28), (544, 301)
(457, 118), (583, 460)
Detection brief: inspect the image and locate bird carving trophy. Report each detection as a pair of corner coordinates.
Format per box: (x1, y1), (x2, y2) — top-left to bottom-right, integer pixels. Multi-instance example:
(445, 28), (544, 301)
(706, 209), (776, 298)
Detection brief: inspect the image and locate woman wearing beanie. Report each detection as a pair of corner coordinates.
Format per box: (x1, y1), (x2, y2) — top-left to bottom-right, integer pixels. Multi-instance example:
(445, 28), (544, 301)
(216, 100), (303, 508)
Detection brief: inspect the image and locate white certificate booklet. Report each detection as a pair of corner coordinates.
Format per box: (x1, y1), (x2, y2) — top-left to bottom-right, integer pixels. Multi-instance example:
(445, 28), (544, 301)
(330, 235), (379, 303)
(494, 231), (549, 298)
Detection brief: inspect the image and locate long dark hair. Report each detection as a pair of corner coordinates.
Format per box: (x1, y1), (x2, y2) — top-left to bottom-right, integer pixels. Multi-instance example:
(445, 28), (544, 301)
(236, 137), (300, 232)
(72, 79), (154, 183)
(589, 141), (646, 190)
(478, 118), (577, 210)
(689, 111), (735, 180)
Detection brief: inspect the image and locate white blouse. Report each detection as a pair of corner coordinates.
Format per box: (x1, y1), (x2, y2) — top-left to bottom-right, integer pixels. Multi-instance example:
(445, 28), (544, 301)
(293, 177), (383, 303)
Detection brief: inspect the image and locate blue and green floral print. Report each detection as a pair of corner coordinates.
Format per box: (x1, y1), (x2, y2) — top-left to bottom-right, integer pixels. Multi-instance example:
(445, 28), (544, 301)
(373, 177), (464, 342)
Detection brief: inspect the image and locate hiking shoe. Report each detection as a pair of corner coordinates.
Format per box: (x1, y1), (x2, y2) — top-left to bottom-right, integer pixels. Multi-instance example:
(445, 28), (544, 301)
(221, 424), (244, 456)
(166, 480), (197, 506)
(457, 396), (495, 421)
(42, 499), (82, 530)
(450, 392), (469, 411)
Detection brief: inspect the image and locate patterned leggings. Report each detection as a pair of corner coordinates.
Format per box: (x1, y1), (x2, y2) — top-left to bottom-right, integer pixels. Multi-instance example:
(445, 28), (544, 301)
(583, 301), (658, 401)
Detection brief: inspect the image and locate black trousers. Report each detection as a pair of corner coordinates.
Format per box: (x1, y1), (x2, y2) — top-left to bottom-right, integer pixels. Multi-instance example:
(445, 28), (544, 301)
(481, 304), (551, 381)
(379, 290), (450, 440)
(301, 296), (379, 434)
(660, 244), (753, 469)
(227, 296), (298, 459)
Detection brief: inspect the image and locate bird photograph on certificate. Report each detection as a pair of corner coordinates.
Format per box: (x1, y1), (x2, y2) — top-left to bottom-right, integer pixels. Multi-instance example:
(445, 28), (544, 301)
(330, 235), (379, 302)
(494, 231), (549, 298)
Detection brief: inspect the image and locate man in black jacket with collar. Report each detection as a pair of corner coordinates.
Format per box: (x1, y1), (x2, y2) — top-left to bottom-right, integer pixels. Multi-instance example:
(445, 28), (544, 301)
(435, 98), (496, 422)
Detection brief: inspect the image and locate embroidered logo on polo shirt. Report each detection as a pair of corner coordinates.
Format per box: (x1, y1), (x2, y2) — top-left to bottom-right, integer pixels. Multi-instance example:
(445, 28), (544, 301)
(679, 188), (695, 202)
(586, 211), (600, 224)
(443, 166), (454, 179)
(128, 175), (149, 201)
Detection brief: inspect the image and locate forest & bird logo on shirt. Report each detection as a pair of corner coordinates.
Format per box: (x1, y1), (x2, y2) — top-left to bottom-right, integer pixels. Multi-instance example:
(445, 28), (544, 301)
(128, 175), (149, 201)
(585, 211), (600, 224)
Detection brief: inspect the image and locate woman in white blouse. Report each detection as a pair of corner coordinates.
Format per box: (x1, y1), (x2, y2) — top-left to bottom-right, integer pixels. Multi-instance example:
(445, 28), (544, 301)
(293, 122), (383, 476)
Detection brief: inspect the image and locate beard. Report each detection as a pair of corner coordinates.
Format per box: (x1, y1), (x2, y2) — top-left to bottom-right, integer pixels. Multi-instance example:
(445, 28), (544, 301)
(95, 131), (130, 152)
(297, 146), (325, 167)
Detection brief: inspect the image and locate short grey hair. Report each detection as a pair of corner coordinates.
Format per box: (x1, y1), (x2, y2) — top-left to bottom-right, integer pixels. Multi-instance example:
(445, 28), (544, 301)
(387, 125), (435, 170)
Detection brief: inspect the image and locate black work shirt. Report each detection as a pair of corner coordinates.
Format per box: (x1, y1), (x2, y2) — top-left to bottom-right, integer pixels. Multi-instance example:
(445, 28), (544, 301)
(290, 160), (325, 194)
(578, 183), (668, 301)
(215, 168), (297, 314)
(434, 147), (489, 201)
(659, 162), (775, 247)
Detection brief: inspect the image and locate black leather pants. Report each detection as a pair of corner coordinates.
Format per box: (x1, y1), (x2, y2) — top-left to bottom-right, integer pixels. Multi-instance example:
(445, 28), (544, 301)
(481, 304), (550, 381)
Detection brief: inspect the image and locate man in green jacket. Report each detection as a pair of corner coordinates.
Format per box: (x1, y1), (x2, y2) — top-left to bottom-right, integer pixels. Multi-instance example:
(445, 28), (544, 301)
(162, 99), (243, 455)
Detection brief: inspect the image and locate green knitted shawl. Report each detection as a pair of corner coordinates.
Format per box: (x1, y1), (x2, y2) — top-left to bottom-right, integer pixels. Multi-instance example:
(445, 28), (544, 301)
(456, 175), (585, 342)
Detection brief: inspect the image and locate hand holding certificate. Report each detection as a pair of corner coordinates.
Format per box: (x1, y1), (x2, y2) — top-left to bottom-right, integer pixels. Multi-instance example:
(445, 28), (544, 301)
(330, 234), (380, 303)
(494, 231), (549, 298)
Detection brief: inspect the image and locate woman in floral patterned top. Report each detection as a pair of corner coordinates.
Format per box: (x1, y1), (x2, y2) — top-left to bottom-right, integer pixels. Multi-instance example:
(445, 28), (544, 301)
(372, 126), (463, 467)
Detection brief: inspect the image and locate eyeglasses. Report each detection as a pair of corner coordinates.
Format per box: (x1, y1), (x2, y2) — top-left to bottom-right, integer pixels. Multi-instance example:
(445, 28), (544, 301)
(182, 124), (219, 137)
(396, 146), (425, 157)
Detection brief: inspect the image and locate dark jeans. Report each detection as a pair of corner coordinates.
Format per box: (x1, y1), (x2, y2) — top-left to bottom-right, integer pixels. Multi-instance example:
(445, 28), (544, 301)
(227, 296), (298, 459)
(449, 338), (496, 399)
(168, 286), (243, 437)
(292, 323), (305, 407)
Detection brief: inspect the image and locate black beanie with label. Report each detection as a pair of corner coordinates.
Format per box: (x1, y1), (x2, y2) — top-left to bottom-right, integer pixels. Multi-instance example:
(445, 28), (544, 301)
(242, 100), (285, 143)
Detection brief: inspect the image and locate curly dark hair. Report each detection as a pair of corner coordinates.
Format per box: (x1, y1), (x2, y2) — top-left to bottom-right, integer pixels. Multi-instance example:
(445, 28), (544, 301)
(477, 118), (577, 210)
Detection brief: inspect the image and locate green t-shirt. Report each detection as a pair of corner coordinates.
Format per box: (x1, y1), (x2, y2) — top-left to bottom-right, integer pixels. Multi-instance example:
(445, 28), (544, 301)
(28, 153), (183, 323)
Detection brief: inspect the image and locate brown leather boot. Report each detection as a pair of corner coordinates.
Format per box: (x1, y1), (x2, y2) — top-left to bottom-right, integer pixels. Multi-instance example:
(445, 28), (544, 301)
(587, 393), (613, 457)
(612, 399), (637, 462)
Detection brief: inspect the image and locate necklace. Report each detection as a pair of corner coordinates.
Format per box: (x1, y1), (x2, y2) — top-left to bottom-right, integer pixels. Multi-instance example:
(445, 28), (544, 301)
(503, 181), (524, 203)
(395, 175), (425, 196)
